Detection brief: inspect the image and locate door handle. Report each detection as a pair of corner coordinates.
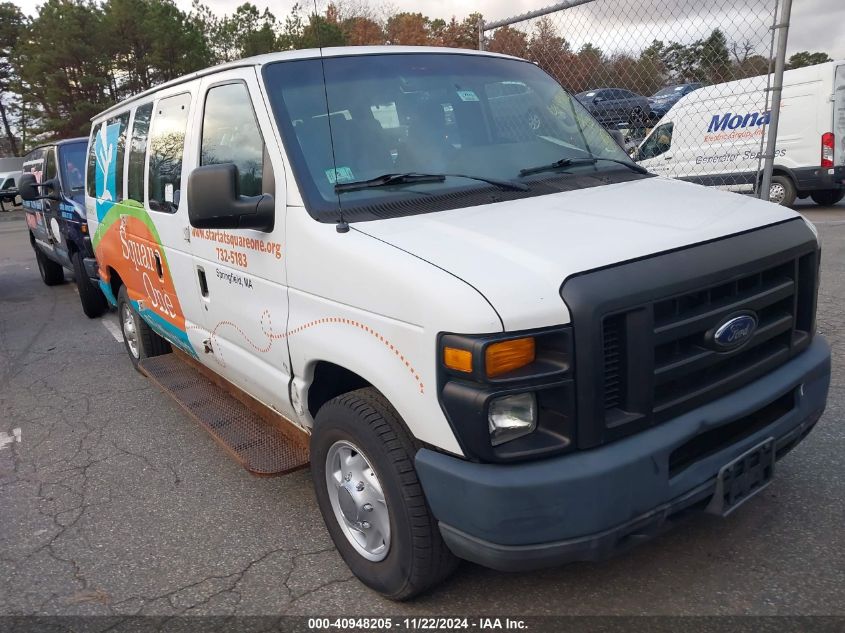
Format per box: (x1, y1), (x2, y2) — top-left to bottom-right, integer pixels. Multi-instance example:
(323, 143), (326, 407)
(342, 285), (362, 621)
(197, 267), (209, 297)
(664, 155), (673, 160)
(154, 251), (164, 279)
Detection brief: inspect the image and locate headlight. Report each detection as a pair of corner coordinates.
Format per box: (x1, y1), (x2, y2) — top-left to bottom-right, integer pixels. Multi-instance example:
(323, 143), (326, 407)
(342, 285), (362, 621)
(437, 327), (574, 462)
(488, 393), (537, 446)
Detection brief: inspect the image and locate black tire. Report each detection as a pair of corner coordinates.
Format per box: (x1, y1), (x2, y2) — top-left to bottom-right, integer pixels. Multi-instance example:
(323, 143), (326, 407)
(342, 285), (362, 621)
(810, 189), (845, 206)
(34, 244), (64, 286)
(311, 388), (458, 600)
(72, 251), (108, 318)
(117, 285), (170, 371)
(768, 175), (797, 206)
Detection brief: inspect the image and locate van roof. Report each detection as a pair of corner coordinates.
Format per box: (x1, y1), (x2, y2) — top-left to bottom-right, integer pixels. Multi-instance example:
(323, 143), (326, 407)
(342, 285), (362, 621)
(672, 59), (845, 107)
(92, 46), (519, 121)
(24, 137), (88, 155)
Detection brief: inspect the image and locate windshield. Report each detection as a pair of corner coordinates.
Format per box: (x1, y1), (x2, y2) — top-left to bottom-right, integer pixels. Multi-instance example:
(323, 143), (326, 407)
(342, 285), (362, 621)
(263, 53), (637, 221)
(60, 141), (86, 201)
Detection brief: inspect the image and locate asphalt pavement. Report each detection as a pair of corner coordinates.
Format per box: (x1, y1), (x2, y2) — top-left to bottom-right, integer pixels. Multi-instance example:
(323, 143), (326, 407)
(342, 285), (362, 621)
(1, 201), (843, 616)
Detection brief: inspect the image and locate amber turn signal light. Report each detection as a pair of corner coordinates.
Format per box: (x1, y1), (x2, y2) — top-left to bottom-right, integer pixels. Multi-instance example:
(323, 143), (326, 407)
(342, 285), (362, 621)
(485, 337), (536, 377)
(443, 347), (473, 373)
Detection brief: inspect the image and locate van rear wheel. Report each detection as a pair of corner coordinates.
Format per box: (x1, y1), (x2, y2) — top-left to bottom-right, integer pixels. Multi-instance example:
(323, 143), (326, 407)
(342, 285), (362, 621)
(72, 251), (107, 318)
(810, 189), (845, 206)
(311, 388), (458, 600)
(117, 285), (170, 371)
(768, 175), (797, 206)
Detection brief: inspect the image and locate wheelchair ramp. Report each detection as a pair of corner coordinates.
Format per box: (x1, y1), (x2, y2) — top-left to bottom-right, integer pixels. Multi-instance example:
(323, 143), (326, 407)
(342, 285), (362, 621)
(138, 352), (309, 476)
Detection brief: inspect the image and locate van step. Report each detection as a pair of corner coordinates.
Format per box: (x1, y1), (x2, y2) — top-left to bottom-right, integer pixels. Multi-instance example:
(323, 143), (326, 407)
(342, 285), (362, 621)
(138, 352), (310, 476)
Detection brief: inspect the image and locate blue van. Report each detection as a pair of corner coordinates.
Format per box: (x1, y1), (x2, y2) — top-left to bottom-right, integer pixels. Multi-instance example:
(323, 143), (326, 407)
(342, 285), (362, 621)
(20, 138), (107, 318)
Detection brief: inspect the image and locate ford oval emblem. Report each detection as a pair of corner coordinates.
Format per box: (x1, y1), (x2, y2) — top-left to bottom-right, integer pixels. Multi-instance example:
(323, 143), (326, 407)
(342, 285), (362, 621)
(709, 312), (758, 351)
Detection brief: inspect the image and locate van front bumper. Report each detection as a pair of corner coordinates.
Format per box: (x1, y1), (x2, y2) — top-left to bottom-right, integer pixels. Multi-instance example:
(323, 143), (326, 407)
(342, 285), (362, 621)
(415, 336), (830, 572)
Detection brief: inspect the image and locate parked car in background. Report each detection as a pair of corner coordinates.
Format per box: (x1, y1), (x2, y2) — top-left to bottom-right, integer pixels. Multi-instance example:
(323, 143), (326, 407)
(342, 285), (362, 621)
(635, 60), (845, 206)
(576, 88), (651, 126)
(18, 138), (108, 317)
(648, 83), (703, 120)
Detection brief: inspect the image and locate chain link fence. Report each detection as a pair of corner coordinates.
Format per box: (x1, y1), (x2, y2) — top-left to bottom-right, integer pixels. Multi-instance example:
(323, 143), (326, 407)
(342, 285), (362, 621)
(480, 0), (789, 200)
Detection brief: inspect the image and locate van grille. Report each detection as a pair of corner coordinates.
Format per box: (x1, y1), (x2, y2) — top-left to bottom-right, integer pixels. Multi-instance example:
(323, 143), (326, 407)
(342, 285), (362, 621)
(602, 314), (626, 411)
(601, 252), (816, 425)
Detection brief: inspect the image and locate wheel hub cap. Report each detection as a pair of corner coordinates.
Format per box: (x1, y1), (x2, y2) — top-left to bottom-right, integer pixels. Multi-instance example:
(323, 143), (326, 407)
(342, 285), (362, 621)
(325, 440), (391, 561)
(770, 183), (786, 204)
(122, 303), (139, 359)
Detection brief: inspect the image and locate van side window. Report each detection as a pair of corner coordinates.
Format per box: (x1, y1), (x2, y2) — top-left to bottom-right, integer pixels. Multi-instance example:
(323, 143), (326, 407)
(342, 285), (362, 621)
(639, 122), (674, 160)
(200, 83), (264, 197)
(128, 103), (153, 203)
(87, 124), (101, 198)
(108, 112), (130, 201)
(148, 92), (191, 213)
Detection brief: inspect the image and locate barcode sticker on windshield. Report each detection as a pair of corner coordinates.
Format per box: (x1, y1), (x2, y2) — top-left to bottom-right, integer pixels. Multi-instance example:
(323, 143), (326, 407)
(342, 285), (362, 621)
(457, 90), (479, 102)
(326, 166), (355, 184)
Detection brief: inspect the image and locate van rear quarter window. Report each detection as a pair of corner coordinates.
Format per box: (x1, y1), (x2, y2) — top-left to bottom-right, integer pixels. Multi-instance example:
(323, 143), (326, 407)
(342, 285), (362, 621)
(148, 92), (191, 213)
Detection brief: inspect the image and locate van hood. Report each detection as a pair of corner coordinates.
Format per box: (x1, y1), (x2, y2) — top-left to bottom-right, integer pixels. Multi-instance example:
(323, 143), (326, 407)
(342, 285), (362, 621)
(354, 176), (800, 331)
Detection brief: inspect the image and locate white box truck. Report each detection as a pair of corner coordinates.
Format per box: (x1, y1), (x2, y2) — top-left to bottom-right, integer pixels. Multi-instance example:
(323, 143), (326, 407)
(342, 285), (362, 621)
(636, 61), (845, 206)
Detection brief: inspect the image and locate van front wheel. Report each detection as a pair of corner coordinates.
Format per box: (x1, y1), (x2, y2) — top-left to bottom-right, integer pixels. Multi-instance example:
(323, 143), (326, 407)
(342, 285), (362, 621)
(72, 251), (107, 318)
(810, 189), (845, 206)
(311, 388), (458, 600)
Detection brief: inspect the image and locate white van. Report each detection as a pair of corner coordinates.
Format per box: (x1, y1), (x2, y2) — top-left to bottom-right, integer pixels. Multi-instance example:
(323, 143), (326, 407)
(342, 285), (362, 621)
(80, 47), (829, 599)
(0, 156), (23, 210)
(636, 61), (845, 206)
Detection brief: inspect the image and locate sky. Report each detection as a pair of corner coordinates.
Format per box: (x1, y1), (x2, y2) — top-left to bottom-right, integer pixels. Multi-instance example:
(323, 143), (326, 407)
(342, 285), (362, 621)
(10, 0), (845, 59)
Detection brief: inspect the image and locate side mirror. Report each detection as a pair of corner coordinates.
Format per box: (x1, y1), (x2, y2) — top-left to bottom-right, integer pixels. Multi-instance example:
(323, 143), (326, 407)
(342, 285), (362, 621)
(187, 163), (274, 232)
(18, 172), (59, 201)
(608, 129), (626, 149)
(593, 96), (604, 104)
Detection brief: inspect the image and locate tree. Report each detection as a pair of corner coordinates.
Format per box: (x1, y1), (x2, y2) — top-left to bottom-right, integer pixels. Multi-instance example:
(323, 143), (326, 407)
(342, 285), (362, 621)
(436, 13), (481, 50)
(699, 29), (732, 84)
(0, 2), (24, 154)
(17, 0), (114, 140)
(342, 16), (384, 45)
(385, 12), (430, 46)
(102, 0), (211, 97)
(279, 2), (305, 50)
(788, 51), (832, 69)
(300, 12), (347, 48)
(527, 17), (573, 89)
(569, 43), (605, 93)
(220, 3), (279, 59)
(487, 26), (528, 59)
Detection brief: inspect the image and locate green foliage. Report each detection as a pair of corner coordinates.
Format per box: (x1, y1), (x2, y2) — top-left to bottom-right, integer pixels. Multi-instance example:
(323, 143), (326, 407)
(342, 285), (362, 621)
(2, 0), (836, 153)
(300, 14), (347, 48)
(17, 0), (114, 140)
(0, 2), (25, 154)
(788, 51), (833, 69)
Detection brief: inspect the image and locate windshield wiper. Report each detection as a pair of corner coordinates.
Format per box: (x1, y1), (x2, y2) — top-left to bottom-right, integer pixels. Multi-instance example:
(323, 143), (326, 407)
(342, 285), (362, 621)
(334, 172), (528, 194)
(518, 157), (649, 178)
